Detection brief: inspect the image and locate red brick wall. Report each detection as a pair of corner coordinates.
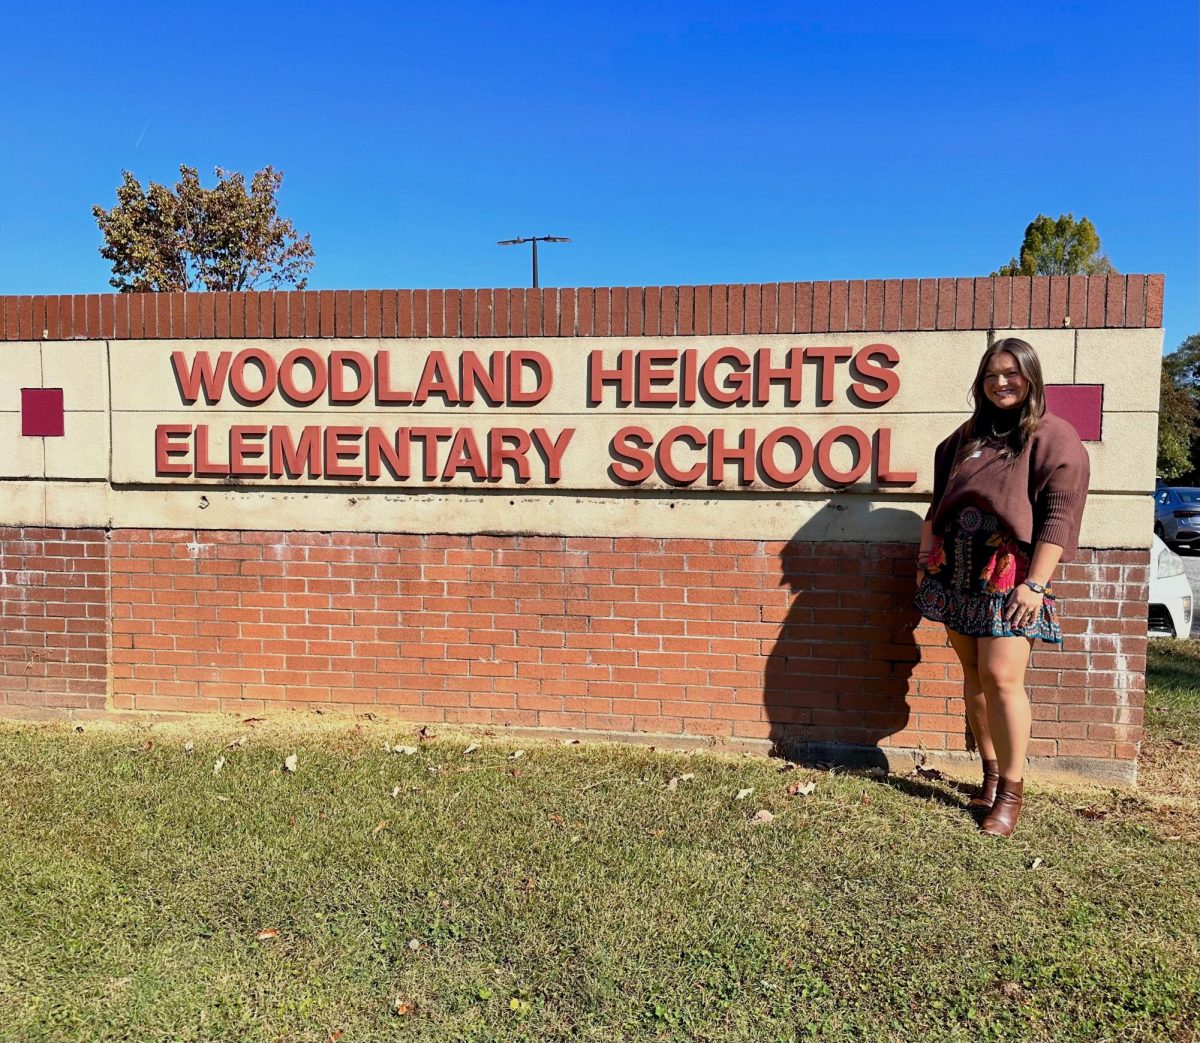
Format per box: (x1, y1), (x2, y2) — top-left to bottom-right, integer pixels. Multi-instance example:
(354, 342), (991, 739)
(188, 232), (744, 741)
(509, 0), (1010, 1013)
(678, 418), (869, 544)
(86, 528), (1145, 765)
(0, 527), (109, 711)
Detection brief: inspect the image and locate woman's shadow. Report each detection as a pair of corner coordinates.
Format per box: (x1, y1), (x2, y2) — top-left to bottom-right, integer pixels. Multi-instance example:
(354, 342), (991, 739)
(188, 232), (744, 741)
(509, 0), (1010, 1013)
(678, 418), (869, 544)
(762, 500), (926, 771)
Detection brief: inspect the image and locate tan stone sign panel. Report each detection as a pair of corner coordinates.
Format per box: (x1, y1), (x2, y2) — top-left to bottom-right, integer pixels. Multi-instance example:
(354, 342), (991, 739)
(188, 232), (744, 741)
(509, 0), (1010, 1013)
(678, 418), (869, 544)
(0, 479), (1153, 550)
(0, 325), (1162, 543)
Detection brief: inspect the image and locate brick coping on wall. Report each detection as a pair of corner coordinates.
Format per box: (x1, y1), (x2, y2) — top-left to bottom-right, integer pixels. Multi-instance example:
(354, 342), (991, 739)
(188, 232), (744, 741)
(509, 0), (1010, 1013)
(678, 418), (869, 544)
(0, 274), (1164, 341)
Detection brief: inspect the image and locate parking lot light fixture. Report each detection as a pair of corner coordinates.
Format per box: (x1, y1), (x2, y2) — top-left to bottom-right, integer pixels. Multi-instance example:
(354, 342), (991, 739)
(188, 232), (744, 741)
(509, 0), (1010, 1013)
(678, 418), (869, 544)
(497, 235), (571, 288)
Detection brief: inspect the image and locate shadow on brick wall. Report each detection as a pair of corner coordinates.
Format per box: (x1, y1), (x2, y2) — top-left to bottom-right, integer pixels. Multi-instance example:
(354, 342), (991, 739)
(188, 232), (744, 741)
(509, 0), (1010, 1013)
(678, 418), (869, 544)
(763, 504), (922, 768)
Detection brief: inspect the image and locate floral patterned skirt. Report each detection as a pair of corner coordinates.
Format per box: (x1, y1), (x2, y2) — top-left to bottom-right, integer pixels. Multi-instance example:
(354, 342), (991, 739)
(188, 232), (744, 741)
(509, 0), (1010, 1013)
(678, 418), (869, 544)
(914, 505), (1062, 644)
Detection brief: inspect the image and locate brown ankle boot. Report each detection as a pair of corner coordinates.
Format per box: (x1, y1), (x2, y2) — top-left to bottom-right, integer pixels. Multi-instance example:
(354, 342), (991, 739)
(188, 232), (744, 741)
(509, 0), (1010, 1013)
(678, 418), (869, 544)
(981, 779), (1024, 837)
(967, 758), (1000, 811)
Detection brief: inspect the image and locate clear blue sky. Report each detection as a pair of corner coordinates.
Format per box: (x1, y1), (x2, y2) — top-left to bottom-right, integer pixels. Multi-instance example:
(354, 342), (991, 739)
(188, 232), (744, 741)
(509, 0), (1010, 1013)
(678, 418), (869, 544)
(2, 1), (1195, 348)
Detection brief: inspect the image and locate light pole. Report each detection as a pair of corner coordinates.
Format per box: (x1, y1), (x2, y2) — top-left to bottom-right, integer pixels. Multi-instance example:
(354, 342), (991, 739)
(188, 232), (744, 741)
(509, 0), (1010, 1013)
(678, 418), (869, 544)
(497, 235), (571, 288)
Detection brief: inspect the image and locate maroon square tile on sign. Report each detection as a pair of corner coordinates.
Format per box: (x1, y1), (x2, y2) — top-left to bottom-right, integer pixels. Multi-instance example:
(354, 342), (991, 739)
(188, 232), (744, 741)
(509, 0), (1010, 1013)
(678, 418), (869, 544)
(1045, 384), (1103, 441)
(21, 387), (65, 436)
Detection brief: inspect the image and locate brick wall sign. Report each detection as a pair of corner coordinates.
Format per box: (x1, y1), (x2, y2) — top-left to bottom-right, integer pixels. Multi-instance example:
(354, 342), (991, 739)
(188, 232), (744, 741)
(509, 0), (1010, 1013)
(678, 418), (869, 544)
(0, 276), (1163, 783)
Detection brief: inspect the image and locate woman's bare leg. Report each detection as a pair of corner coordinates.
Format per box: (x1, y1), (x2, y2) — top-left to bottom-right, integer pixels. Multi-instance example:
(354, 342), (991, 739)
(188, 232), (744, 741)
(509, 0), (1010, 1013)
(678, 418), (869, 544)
(946, 629), (994, 760)
(977, 635), (1034, 780)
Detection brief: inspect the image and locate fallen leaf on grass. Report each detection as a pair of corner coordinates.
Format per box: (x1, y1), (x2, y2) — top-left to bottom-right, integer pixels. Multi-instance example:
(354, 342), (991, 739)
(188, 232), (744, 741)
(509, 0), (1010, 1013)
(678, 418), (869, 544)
(213, 756), (226, 775)
(417, 726), (436, 741)
(255, 928), (279, 941)
(522, 877), (537, 890)
(406, 939), (421, 951)
(751, 809), (775, 824)
(390, 786), (401, 799)
(283, 754), (298, 773)
(1076, 805), (1109, 821)
(327, 1031), (344, 1043)
(214, 795), (230, 802)
(666, 772), (695, 791)
(182, 740), (194, 755)
(242, 717), (265, 726)
(510, 749), (526, 760)
(787, 782), (817, 797)
(914, 765), (945, 781)
(143, 740), (155, 752)
(1029, 857), (1043, 871)
(225, 737), (245, 750)
(372, 820), (388, 836)
(464, 743), (480, 755)
(392, 996), (416, 1015)
(736, 787), (755, 801)
(390, 745), (418, 756)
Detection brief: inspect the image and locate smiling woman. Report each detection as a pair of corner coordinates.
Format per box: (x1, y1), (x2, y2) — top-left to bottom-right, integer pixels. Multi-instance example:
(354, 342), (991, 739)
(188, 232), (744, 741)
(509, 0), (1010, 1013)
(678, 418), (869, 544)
(914, 337), (1091, 838)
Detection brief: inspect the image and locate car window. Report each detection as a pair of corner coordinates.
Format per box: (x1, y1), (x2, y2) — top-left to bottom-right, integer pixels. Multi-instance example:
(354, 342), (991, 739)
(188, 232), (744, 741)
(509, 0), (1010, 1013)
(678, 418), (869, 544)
(1177, 491), (1200, 503)
(1159, 491), (1171, 504)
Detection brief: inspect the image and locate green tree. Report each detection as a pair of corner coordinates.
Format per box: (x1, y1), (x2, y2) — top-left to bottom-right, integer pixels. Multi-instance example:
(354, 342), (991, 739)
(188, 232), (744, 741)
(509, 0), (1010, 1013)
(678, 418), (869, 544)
(1158, 369), (1197, 480)
(993, 213), (1116, 277)
(1163, 333), (1200, 388)
(93, 165), (314, 292)
(1159, 334), (1200, 481)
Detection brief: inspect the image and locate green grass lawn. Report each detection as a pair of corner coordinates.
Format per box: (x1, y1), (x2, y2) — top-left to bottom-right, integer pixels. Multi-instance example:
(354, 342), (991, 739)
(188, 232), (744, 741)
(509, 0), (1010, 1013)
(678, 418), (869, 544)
(1, 651), (1198, 1043)
(1147, 638), (1200, 747)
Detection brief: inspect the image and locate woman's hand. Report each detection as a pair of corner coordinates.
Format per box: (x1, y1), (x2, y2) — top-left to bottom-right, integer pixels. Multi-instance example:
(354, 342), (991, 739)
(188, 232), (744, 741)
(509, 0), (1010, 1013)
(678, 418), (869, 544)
(1004, 583), (1044, 629)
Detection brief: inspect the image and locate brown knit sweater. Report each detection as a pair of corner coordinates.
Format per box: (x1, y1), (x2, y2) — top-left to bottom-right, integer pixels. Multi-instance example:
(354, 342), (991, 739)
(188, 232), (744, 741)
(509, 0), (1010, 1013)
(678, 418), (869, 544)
(925, 413), (1091, 561)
